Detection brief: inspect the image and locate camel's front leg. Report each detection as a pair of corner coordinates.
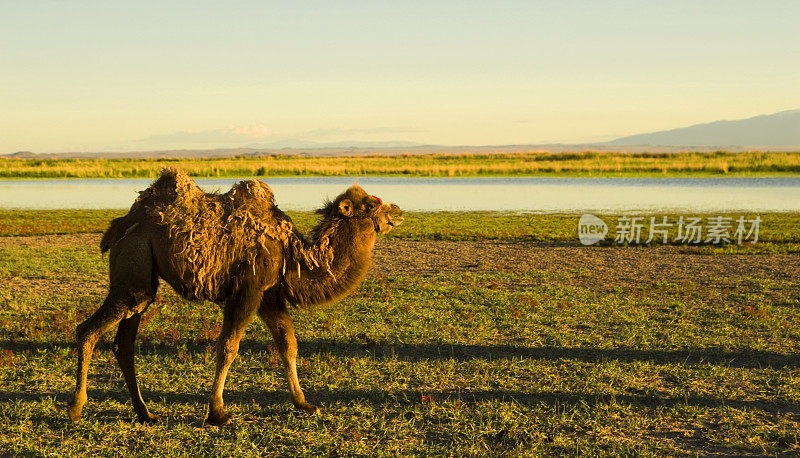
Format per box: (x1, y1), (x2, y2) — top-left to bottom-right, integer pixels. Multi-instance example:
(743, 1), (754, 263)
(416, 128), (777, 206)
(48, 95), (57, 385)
(259, 303), (319, 415)
(206, 298), (257, 426)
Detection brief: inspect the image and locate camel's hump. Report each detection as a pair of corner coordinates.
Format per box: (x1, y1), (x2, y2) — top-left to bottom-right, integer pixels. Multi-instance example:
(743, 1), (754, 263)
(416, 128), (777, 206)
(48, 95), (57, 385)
(143, 168), (275, 206)
(226, 179), (275, 206)
(148, 167), (203, 199)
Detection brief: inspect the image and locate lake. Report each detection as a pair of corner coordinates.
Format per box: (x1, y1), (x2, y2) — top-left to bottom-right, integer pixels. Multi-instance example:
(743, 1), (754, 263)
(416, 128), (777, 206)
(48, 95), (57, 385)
(1, 177), (799, 212)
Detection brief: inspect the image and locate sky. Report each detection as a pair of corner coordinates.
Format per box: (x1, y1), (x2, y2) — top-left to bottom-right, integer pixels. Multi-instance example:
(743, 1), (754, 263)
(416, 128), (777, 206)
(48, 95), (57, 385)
(1, 1), (799, 153)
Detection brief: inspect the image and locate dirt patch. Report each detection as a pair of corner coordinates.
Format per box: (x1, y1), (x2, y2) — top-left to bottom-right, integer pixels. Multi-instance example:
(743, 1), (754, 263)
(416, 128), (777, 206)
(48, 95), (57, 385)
(0, 233), (101, 249)
(371, 239), (800, 290)
(2, 234), (799, 292)
(2, 277), (106, 301)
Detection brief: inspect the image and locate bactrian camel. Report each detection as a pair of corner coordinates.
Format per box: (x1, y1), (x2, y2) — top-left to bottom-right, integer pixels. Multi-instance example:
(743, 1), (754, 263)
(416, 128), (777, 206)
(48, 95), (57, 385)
(67, 168), (404, 425)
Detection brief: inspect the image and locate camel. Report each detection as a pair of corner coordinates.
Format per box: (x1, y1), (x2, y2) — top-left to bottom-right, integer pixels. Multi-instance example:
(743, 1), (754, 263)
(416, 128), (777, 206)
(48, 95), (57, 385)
(67, 168), (404, 425)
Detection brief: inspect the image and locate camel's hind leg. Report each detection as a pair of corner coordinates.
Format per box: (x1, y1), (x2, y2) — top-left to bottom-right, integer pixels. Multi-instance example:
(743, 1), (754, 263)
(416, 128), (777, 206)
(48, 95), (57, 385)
(67, 295), (128, 421)
(68, 232), (156, 422)
(258, 293), (319, 415)
(113, 313), (158, 423)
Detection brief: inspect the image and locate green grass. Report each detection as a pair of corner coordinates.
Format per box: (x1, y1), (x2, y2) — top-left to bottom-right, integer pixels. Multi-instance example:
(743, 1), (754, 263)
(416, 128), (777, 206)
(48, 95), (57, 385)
(3, 209), (799, 252)
(3, 151), (800, 178)
(0, 210), (125, 237)
(0, 233), (799, 455)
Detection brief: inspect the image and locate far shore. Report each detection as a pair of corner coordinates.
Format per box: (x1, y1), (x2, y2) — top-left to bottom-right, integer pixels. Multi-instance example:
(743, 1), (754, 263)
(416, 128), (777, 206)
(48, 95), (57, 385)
(2, 151), (800, 179)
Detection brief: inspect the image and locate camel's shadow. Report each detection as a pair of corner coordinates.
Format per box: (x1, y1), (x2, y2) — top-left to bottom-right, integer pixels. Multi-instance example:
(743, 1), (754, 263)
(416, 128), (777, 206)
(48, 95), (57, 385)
(296, 339), (800, 369)
(3, 338), (798, 369)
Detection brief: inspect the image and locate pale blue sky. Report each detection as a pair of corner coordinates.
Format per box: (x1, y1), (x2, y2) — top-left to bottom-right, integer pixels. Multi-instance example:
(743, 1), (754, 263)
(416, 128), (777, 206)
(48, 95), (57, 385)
(1, 1), (798, 152)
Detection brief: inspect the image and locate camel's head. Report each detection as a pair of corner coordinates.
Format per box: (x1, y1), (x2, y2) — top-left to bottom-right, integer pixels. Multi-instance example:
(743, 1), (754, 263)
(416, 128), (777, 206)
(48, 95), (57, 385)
(318, 184), (404, 234)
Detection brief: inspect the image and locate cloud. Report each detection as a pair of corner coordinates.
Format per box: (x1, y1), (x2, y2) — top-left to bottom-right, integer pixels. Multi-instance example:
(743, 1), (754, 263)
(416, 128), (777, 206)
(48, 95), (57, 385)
(132, 125), (425, 149)
(228, 124), (272, 137)
(134, 125), (273, 146)
(294, 126), (427, 140)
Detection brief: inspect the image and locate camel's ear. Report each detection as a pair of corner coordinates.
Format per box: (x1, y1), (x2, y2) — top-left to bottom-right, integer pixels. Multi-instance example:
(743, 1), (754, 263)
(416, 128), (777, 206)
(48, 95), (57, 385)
(338, 199), (353, 217)
(347, 182), (364, 193)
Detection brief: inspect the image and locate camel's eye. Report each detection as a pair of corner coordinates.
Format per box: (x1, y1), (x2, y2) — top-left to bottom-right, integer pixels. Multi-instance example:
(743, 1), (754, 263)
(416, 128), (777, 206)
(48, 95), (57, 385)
(364, 195), (382, 212)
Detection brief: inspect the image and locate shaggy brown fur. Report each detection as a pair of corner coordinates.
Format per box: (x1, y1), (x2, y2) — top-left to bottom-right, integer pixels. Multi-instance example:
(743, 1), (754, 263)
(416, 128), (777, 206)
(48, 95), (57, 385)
(68, 168), (403, 425)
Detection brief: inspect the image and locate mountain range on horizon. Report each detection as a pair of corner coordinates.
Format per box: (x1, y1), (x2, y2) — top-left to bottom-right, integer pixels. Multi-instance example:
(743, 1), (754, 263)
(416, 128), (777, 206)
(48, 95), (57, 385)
(243, 139), (424, 149)
(233, 109), (800, 149)
(606, 109), (800, 147)
(4, 110), (799, 158)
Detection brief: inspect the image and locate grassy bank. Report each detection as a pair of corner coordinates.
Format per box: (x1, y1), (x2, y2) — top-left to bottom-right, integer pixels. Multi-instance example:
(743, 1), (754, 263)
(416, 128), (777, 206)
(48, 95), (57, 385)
(2, 210), (799, 253)
(2, 151), (800, 178)
(0, 233), (798, 454)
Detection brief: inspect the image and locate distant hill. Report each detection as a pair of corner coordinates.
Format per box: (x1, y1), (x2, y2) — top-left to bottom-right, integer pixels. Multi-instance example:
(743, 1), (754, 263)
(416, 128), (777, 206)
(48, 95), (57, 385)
(244, 139), (423, 149)
(5, 110), (800, 159)
(608, 110), (800, 147)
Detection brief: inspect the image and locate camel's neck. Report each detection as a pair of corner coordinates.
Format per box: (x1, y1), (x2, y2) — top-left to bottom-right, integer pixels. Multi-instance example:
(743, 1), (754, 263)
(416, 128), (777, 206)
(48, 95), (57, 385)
(281, 218), (376, 307)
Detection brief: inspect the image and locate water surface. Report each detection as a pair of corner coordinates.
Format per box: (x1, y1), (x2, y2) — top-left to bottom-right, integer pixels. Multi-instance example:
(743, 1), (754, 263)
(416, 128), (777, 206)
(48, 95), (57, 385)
(1, 177), (799, 212)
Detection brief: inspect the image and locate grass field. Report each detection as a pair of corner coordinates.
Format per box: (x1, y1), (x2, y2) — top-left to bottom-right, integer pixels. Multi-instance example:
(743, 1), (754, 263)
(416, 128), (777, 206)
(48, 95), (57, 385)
(3, 209), (800, 244)
(0, 211), (799, 455)
(2, 209), (800, 255)
(3, 151), (800, 178)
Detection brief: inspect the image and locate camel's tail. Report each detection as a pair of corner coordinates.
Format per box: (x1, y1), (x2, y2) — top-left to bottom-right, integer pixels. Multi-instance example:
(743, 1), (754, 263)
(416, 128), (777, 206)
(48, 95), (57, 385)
(100, 217), (140, 253)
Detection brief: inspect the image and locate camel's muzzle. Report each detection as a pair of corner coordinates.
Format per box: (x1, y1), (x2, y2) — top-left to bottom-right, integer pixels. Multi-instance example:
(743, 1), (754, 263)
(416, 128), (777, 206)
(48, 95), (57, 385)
(373, 202), (403, 234)
(386, 203), (404, 227)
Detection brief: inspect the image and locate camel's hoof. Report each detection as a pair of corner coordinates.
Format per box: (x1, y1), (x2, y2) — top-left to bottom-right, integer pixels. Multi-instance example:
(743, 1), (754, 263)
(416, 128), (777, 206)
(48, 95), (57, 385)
(67, 402), (83, 422)
(295, 402), (320, 415)
(137, 412), (160, 424)
(205, 412), (233, 427)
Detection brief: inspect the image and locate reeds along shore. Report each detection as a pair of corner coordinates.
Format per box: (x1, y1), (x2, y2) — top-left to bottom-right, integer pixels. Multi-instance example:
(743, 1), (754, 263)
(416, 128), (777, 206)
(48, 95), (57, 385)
(2, 151), (800, 178)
